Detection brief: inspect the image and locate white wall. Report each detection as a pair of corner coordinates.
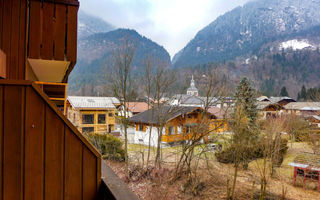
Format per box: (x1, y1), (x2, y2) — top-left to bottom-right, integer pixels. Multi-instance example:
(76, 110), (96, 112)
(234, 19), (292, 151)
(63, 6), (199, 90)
(134, 126), (162, 147)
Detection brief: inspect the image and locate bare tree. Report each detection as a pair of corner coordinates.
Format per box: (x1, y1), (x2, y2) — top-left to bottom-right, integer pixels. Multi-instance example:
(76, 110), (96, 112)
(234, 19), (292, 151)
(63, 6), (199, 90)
(110, 37), (136, 176)
(152, 63), (175, 168)
(143, 55), (154, 166)
(284, 114), (310, 146)
(255, 117), (287, 199)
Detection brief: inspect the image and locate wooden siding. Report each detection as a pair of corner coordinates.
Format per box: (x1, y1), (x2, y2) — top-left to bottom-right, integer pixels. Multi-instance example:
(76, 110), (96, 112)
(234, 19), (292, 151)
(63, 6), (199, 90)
(0, 50), (5, 78)
(0, 0), (27, 80)
(0, 80), (101, 200)
(67, 108), (117, 134)
(0, 0), (78, 81)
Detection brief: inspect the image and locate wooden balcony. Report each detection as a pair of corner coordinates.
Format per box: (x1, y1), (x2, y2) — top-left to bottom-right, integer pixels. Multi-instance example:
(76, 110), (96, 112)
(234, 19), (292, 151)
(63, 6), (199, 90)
(0, 80), (138, 200)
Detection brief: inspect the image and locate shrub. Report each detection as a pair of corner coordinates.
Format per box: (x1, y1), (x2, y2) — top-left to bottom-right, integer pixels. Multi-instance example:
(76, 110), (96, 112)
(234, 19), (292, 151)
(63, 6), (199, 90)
(215, 138), (288, 166)
(84, 133), (125, 161)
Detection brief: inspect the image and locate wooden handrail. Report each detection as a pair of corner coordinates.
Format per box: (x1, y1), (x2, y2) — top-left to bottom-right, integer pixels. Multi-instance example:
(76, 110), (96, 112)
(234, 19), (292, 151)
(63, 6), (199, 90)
(0, 79), (101, 158)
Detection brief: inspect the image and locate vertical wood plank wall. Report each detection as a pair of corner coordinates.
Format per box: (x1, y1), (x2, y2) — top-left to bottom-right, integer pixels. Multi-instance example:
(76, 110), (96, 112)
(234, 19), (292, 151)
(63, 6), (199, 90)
(0, 82), (100, 200)
(0, 0), (78, 81)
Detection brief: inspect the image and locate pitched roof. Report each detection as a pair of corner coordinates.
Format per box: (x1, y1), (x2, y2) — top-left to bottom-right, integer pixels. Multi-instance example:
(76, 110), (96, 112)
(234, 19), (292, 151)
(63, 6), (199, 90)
(256, 102), (283, 110)
(126, 102), (149, 113)
(269, 96), (295, 103)
(284, 102), (320, 110)
(257, 96), (270, 102)
(171, 94), (217, 105)
(309, 115), (320, 121)
(128, 106), (201, 125)
(67, 96), (118, 109)
(290, 152), (320, 170)
(208, 107), (226, 119)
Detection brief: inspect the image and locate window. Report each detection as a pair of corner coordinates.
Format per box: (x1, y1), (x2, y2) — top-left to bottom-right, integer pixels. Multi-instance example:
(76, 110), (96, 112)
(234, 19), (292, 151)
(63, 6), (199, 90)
(108, 112), (113, 117)
(82, 114), (94, 124)
(108, 125), (114, 133)
(138, 125), (144, 131)
(73, 113), (76, 122)
(168, 126), (175, 135)
(186, 126), (191, 134)
(82, 127), (94, 133)
(98, 114), (106, 124)
(177, 126), (182, 134)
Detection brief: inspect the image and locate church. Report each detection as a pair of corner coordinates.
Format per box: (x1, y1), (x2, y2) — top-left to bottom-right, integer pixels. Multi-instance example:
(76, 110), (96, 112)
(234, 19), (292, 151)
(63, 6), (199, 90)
(170, 75), (217, 107)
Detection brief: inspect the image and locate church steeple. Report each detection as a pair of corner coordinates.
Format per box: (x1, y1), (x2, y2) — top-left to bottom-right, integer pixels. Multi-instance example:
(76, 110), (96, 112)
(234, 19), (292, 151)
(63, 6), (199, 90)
(187, 75), (198, 96)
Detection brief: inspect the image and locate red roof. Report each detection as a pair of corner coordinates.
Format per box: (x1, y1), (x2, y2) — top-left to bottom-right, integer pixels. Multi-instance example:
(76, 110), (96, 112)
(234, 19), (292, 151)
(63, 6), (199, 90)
(126, 102), (149, 113)
(208, 107), (225, 119)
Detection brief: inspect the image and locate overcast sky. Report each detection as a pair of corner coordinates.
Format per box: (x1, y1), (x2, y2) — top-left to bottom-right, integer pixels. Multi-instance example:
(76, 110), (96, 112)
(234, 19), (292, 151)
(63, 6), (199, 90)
(79, 0), (252, 58)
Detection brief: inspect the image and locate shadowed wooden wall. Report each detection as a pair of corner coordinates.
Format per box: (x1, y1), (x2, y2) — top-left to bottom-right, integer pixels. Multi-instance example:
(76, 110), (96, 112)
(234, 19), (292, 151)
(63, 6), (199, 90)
(0, 80), (101, 200)
(0, 0), (78, 81)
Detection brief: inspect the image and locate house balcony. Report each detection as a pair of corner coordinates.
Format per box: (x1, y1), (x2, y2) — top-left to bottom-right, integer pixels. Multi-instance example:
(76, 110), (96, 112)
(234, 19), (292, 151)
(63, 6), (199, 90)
(0, 80), (138, 200)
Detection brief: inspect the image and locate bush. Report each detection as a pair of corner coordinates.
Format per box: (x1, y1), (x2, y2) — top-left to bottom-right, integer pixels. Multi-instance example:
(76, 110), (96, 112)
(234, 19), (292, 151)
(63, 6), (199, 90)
(84, 133), (125, 161)
(215, 144), (263, 164)
(215, 138), (288, 166)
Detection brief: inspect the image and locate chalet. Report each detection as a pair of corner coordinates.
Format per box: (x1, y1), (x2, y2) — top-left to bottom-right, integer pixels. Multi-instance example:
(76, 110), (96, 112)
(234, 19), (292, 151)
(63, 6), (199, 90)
(308, 115), (320, 127)
(284, 102), (320, 116)
(118, 102), (149, 117)
(128, 106), (214, 146)
(208, 106), (229, 133)
(257, 96), (270, 102)
(290, 152), (320, 192)
(0, 0), (138, 199)
(67, 96), (119, 134)
(257, 102), (284, 119)
(257, 96), (296, 106)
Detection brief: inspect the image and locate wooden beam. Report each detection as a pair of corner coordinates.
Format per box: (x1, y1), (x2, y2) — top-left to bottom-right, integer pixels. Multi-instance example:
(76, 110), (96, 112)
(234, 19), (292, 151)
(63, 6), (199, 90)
(0, 50), (6, 78)
(29, 0), (79, 6)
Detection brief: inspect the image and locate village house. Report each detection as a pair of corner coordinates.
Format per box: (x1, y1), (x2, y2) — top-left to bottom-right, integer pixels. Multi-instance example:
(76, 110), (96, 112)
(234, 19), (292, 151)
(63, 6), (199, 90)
(128, 106), (216, 146)
(283, 102), (320, 116)
(67, 96), (120, 134)
(208, 106), (229, 133)
(257, 101), (284, 119)
(257, 96), (296, 106)
(118, 101), (149, 117)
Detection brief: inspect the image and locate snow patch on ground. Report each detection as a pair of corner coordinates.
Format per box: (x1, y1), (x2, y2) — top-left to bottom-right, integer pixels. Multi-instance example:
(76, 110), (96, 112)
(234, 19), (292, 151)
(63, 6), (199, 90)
(279, 39), (314, 50)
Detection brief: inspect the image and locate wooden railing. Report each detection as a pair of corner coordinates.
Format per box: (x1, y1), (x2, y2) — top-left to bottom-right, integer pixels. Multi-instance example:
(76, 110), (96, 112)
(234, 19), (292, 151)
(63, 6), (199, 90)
(0, 80), (101, 199)
(0, 79), (140, 200)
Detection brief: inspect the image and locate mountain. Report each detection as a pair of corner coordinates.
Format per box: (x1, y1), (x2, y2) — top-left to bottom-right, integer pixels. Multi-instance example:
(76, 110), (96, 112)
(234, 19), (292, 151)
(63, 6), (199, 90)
(173, 0), (320, 68)
(68, 29), (171, 94)
(78, 11), (115, 39)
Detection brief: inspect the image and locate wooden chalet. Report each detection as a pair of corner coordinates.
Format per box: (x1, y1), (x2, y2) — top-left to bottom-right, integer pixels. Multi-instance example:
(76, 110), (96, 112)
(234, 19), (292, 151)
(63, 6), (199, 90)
(0, 0), (138, 199)
(128, 106), (215, 146)
(284, 102), (320, 116)
(257, 102), (284, 119)
(66, 96), (119, 134)
(290, 152), (320, 192)
(208, 106), (229, 133)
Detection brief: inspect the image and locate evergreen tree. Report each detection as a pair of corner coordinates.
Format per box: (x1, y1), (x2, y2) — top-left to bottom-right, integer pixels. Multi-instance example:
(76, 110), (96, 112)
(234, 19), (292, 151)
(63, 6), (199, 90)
(234, 77), (258, 125)
(300, 85), (307, 100)
(279, 86), (289, 97)
(297, 92), (301, 101)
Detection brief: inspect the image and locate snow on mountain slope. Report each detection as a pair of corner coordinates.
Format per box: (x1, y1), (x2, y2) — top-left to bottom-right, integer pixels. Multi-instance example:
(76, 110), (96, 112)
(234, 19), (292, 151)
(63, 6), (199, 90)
(279, 39), (315, 50)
